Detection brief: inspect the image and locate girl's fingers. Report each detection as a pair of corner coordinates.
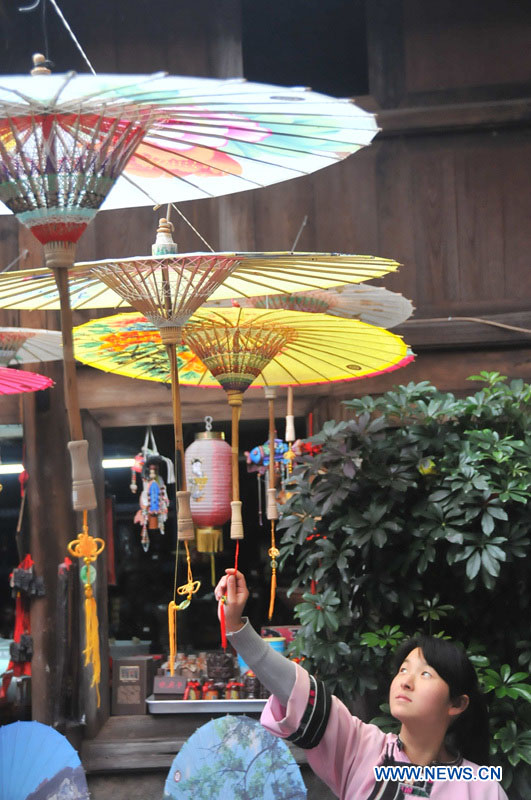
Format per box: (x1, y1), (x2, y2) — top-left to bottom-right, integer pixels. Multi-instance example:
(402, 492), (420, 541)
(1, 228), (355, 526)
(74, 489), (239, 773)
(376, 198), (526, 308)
(226, 573), (237, 604)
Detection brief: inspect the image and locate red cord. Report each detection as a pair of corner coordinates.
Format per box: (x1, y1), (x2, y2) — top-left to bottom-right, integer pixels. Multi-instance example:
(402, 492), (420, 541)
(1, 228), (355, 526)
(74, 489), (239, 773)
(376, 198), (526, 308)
(234, 540), (239, 574)
(219, 598), (227, 650)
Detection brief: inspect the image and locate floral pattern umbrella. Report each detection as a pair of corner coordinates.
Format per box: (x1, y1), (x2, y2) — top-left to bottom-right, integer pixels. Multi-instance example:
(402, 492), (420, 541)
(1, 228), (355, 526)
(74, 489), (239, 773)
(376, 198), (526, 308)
(0, 56), (378, 514)
(73, 310), (413, 387)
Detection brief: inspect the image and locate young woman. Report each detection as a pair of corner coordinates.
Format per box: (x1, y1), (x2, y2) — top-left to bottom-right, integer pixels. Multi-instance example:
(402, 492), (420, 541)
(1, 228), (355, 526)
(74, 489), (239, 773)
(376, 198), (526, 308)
(215, 569), (508, 800)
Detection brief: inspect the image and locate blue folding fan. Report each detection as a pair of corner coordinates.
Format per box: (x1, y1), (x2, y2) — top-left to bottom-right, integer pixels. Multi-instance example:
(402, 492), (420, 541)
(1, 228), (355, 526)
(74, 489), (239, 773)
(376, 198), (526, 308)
(163, 714), (306, 800)
(0, 721), (89, 800)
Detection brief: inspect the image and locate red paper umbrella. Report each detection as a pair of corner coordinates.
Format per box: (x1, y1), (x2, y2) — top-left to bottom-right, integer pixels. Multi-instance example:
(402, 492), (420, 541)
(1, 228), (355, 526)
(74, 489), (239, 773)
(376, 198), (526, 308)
(0, 367), (53, 394)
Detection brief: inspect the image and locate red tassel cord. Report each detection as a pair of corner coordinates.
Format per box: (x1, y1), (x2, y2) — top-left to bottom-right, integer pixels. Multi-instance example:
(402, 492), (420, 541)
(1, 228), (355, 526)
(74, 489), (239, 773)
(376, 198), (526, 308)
(219, 596), (227, 650)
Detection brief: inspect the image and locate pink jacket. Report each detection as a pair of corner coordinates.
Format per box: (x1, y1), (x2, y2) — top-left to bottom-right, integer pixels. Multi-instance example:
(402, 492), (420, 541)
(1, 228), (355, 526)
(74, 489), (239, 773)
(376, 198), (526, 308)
(260, 663), (508, 800)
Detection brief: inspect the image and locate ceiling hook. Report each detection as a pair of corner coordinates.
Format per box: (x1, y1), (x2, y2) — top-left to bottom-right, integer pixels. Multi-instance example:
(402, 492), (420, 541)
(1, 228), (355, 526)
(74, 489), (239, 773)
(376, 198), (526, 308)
(18, 0), (42, 12)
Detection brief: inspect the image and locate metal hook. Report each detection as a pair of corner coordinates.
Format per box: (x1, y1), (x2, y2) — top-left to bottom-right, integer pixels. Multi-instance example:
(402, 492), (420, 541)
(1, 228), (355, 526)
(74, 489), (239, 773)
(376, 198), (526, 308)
(18, 0), (41, 12)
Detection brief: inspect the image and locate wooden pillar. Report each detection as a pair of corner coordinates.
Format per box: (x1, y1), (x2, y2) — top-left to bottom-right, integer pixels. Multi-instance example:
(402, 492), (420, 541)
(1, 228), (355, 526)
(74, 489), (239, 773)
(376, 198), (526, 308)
(23, 362), (78, 725)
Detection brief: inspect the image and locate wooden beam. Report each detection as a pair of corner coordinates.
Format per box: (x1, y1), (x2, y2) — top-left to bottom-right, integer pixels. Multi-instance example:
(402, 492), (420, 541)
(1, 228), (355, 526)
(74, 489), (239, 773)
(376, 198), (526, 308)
(375, 97), (531, 137)
(1, 346), (529, 429)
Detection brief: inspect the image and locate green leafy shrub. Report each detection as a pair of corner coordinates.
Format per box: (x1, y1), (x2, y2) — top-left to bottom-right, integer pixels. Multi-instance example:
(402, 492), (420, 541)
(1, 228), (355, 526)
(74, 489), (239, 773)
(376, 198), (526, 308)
(278, 372), (531, 796)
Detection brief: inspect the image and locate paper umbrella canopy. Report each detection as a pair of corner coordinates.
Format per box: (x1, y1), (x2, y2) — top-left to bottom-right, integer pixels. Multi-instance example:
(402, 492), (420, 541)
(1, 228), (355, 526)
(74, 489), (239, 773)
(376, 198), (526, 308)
(73, 309), (413, 387)
(0, 327), (62, 365)
(0, 252), (401, 311)
(0, 367), (53, 395)
(0, 69), (378, 225)
(0, 720), (89, 800)
(163, 714), (306, 800)
(205, 283), (415, 329)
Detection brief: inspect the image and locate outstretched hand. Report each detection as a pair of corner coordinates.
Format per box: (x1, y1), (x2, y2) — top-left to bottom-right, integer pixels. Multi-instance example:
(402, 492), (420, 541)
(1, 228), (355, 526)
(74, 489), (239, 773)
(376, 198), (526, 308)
(214, 569), (249, 632)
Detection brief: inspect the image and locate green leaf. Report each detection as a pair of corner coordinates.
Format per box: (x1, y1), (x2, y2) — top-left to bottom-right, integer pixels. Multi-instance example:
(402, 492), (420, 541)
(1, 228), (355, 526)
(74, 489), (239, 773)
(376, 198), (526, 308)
(481, 512), (495, 535)
(466, 551), (481, 579)
(488, 506), (508, 521)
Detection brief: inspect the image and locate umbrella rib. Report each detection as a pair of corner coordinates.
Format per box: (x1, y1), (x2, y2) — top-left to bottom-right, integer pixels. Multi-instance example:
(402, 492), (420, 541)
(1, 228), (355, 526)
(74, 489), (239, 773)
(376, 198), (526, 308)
(151, 119), (375, 149)
(125, 152), (219, 199)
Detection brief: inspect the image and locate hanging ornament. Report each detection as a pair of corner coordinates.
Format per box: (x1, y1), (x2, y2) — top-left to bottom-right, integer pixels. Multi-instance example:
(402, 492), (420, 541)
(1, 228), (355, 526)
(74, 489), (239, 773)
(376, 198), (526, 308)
(67, 513), (105, 707)
(129, 453), (145, 494)
(185, 416), (232, 585)
(134, 459), (170, 552)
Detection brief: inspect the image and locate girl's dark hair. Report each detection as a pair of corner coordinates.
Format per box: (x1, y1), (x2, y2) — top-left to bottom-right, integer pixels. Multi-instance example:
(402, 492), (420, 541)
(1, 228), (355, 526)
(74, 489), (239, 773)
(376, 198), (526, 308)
(393, 635), (490, 765)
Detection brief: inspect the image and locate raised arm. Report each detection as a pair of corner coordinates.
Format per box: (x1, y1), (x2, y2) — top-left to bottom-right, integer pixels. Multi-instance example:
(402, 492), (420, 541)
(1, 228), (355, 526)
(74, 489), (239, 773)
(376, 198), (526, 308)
(214, 569), (296, 704)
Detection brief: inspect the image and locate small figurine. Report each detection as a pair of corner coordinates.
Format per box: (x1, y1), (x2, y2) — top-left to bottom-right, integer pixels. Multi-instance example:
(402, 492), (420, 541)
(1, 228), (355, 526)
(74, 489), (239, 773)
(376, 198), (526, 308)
(134, 459), (169, 551)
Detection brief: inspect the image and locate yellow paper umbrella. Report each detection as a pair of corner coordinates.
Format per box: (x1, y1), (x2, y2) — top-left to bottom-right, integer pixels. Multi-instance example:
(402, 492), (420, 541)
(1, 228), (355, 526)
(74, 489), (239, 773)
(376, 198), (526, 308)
(74, 308), (414, 615)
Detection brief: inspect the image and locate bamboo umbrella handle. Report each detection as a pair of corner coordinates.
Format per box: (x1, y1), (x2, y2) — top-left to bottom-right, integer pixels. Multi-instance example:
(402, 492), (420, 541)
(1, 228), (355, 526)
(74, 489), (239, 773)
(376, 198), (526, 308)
(285, 385), (296, 443)
(265, 386), (279, 521)
(50, 262), (97, 511)
(227, 391), (244, 539)
(165, 341), (194, 541)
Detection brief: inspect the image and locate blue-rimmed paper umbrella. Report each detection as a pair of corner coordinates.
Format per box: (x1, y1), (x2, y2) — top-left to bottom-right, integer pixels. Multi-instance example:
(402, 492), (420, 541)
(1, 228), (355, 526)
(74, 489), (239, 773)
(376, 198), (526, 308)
(0, 720), (89, 800)
(163, 714), (306, 800)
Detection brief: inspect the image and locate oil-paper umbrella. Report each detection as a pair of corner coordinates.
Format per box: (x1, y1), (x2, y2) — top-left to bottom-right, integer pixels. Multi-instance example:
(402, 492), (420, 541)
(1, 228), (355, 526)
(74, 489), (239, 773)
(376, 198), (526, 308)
(0, 327), (62, 365)
(206, 283), (415, 330)
(73, 308), (413, 619)
(69, 219), (400, 534)
(0, 720), (89, 800)
(0, 54), (378, 513)
(0, 367), (53, 394)
(209, 284), (415, 476)
(163, 714), (306, 800)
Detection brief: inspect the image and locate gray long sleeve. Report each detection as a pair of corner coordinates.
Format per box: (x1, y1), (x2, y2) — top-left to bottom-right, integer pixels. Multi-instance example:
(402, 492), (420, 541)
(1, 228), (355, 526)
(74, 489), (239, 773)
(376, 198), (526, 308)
(227, 618), (296, 705)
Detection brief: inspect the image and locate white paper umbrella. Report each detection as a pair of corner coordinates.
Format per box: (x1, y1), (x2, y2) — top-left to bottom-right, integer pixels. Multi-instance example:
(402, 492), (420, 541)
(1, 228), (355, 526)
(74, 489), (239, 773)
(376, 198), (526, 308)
(0, 327), (62, 365)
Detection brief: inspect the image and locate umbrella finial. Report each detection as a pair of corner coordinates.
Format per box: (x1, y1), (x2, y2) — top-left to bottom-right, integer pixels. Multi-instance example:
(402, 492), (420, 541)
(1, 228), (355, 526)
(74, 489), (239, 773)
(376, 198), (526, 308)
(152, 218), (178, 257)
(31, 53), (51, 75)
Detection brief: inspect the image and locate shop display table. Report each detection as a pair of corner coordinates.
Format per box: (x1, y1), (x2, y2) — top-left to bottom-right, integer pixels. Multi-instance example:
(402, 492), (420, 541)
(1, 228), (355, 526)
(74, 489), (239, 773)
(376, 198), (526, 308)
(146, 696), (267, 713)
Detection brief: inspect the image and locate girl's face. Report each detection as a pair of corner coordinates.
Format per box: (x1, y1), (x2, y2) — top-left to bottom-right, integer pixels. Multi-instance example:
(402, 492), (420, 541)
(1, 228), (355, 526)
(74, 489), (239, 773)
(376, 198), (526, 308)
(389, 647), (466, 728)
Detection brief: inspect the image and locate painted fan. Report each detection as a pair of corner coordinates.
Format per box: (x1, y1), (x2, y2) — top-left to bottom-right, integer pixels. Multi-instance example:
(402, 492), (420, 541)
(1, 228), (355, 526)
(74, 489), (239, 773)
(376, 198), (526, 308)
(162, 714), (306, 800)
(0, 720), (89, 800)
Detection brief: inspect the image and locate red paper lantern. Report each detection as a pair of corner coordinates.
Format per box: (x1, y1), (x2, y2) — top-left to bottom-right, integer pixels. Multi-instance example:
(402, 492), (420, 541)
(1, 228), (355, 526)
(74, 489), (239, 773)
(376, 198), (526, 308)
(185, 431), (232, 553)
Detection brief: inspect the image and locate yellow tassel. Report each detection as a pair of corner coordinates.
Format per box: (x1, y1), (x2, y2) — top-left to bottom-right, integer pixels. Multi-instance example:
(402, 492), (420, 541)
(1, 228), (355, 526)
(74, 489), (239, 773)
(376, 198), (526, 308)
(210, 553), (216, 587)
(168, 601), (178, 677)
(68, 510), (105, 709)
(83, 585), (101, 707)
(268, 520), (280, 621)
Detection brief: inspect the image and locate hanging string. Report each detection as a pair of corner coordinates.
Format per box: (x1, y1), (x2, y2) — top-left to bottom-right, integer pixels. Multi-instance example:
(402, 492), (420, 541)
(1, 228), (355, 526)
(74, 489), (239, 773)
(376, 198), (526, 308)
(48, 0), (97, 73)
(154, 202), (215, 252)
(257, 473), (263, 526)
(290, 214), (309, 251)
(404, 316), (531, 335)
(0, 250), (29, 274)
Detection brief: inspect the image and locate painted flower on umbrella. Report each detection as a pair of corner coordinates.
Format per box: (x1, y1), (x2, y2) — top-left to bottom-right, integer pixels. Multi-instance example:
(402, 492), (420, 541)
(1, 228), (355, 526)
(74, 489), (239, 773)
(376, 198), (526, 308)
(74, 314), (206, 382)
(126, 110), (271, 179)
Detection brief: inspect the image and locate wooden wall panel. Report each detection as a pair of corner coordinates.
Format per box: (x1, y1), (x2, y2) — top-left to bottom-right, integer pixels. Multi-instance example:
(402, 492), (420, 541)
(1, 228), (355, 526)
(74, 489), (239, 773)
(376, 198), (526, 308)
(311, 151), (379, 255)
(403, 0), (531, 94)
